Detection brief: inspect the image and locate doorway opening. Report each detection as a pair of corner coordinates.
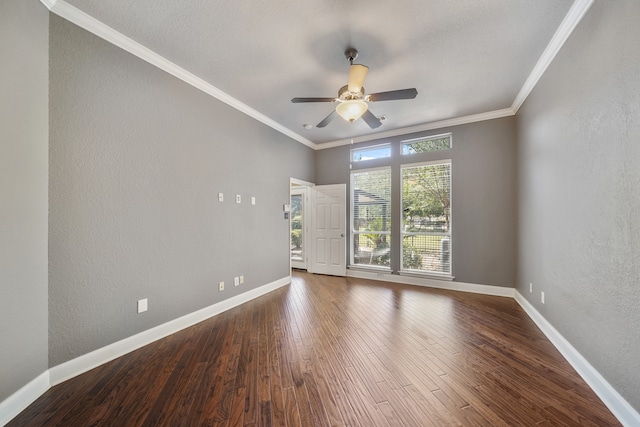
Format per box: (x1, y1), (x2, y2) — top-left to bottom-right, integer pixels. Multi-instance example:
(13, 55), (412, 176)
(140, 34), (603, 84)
(290, 178), (313, 271)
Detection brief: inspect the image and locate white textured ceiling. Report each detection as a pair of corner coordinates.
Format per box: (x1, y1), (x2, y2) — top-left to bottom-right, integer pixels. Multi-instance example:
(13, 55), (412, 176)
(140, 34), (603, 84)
(58, 0), (575, 145)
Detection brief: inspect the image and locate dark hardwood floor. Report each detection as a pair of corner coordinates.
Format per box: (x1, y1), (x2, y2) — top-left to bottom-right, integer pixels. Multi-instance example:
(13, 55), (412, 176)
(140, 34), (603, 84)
(9, 272), (620, 426)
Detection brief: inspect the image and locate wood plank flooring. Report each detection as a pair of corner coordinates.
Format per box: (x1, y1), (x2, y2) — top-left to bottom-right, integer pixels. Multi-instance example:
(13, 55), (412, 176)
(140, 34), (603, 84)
(8, 272), (621, 426)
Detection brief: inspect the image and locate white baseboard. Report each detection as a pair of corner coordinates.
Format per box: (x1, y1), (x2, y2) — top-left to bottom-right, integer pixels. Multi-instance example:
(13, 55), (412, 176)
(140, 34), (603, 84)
(0, 371), (50, 427)
(515, 291), (640, 427)
(1, 276), (290, 425)
(347, 269), (515, 298)
(50, 275), (290, 385)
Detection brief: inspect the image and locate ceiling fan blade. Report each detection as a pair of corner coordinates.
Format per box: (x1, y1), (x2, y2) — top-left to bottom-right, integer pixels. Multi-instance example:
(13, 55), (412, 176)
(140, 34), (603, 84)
(367, 88), (418, 102)
(316, 110), (337, 128)
(348, 64), (369, 93)
(291, 97), (337, 103)
(361, 109), (382, 129)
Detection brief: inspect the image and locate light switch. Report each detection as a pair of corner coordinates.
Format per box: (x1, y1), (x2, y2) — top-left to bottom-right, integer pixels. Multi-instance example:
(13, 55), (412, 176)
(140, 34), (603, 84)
(251, 196), (256, 205)
(218, 193), (224, 202)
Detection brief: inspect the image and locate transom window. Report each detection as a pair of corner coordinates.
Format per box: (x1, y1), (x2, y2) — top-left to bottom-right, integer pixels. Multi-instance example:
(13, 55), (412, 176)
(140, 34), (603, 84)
(351, 144), (391, 162)
(402, 133), (451, 155)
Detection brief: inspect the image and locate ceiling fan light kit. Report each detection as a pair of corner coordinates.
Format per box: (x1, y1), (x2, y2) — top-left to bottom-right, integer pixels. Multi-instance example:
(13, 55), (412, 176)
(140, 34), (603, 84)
(336, 99), (368, 122)
(291, 48), (418, 129)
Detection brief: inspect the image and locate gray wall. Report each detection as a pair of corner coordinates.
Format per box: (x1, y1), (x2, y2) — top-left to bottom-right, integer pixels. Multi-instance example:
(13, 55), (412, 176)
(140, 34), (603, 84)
(316, 117), (518, 288)
(517, 0), (640, 411)
(0, 0), (49, 401)
(48, 16), (314, 366)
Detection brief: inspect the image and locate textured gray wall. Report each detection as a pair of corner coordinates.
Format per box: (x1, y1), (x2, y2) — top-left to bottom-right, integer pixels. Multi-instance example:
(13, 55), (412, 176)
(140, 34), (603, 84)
(517, 0), (640, 411)
(316, 117), (518, 288)
(0, 0), (49, 401)
(49, 16), (314, 366)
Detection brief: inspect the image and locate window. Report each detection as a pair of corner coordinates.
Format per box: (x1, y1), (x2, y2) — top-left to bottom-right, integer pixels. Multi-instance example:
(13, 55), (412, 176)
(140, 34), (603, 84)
(351, 168), (391, 268)
(402, 133), (451, 155)
(351, 144), (391, 162)
(401, 161), (451, 275)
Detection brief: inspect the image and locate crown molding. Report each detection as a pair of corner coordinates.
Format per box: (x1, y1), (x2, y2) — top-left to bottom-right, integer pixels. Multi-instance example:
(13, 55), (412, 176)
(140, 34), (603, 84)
(40, 0), (593, 151)
(511, 0), (595, 113)
(38, 0), (316, 150)
(316, 108), (515, 149)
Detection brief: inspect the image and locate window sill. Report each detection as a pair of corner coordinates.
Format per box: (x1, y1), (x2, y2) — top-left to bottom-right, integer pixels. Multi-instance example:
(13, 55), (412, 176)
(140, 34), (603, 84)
(399, 270), (454, 281)
(347, 265), (391, 273)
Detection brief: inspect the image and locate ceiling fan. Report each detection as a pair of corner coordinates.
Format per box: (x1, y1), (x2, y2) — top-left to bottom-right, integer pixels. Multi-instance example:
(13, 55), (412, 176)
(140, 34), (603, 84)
(291, 48), (418, 129)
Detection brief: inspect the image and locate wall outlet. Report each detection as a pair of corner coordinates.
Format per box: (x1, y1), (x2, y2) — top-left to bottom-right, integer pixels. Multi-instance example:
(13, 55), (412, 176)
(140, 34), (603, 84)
(219, 281), (224, 292)
(137, 298), (148, 313)
(236, 194), (241, 203)
(251, 196), (256, 205)
(529, 283), (533, 293)
(218, 192), (224, 202)
(239, 275), (244, 284)
(234, 276), (240, 286)
(541, 291), (545, 304)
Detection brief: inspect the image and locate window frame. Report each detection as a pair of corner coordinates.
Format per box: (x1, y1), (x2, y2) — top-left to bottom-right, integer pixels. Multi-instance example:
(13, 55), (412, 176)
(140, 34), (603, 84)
(400, 159), (453, 278)
(349, 166), (392, 270)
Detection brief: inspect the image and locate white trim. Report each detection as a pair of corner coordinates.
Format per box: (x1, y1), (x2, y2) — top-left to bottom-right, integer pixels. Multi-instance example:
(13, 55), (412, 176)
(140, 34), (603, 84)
(514, 291), (640, 427)
(38, 0), (315, 149)
(0, 371), (50, 427)
(317, 108), (515, 150)
(511, 0), (595, 112)
(346, 269), (514, 298)
(49, 276), (290, 385)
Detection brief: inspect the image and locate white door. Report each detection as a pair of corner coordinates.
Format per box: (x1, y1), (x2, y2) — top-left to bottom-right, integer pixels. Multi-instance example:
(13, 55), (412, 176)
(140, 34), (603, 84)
(310, 184), (346, 276)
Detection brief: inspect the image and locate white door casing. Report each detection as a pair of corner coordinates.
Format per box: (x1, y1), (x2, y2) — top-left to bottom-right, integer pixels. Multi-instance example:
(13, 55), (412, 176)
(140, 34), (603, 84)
(310, 184), (346, 276)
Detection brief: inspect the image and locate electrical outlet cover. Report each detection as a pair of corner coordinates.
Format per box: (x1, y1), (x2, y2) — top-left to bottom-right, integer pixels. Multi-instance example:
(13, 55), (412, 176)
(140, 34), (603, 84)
(219, 281), (224, 291)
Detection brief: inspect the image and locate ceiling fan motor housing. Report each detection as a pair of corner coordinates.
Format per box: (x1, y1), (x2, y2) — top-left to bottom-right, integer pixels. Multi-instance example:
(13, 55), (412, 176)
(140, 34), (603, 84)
(338, 85), (364, 100)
